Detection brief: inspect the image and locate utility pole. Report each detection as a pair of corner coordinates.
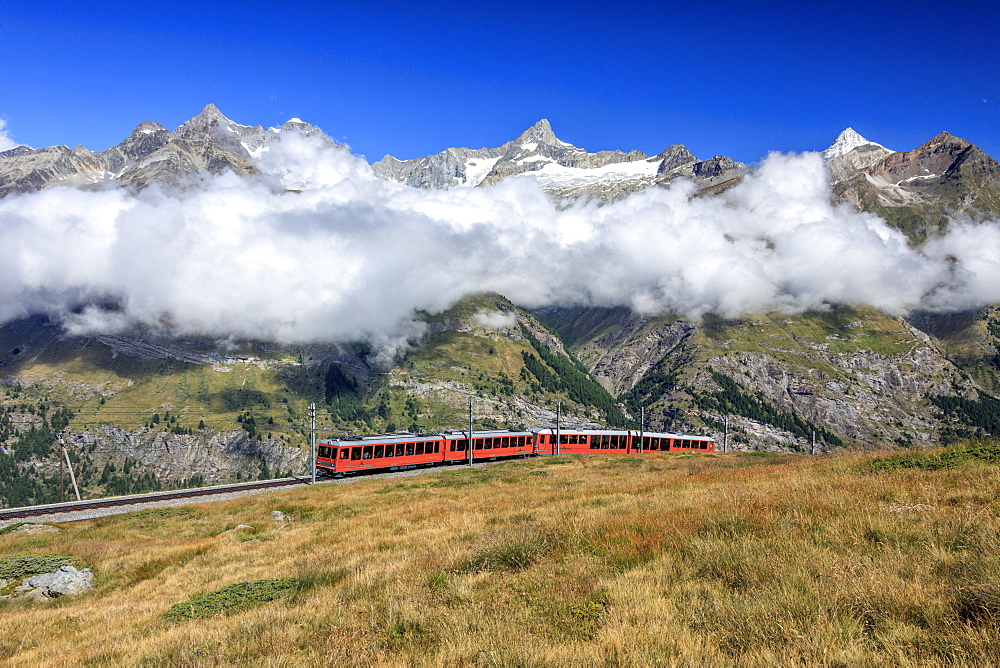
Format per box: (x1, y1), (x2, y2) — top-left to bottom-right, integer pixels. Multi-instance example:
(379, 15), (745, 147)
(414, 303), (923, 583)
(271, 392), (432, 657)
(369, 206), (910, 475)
(309, 402), (316, 484)
(468, 399), (474, 467)
(724, 416), (729, 453)
(639, 406), (644, 454)
(811, 430), (816, 456)
(555, 401), (561, 456)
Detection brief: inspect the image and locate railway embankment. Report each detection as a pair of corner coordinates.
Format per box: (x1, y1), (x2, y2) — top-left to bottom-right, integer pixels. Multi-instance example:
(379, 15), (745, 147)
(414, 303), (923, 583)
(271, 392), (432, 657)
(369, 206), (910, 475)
(2, 445), (1000, 664)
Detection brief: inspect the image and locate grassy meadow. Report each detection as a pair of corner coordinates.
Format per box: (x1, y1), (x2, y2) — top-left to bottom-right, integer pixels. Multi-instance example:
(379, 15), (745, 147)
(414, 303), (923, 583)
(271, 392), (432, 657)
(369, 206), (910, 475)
(2, 445), (1000, 666)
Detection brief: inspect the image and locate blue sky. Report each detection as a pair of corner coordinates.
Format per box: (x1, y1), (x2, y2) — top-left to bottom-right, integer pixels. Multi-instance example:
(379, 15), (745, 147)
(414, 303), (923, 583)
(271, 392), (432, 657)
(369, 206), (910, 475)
(2, 0), (998, 163)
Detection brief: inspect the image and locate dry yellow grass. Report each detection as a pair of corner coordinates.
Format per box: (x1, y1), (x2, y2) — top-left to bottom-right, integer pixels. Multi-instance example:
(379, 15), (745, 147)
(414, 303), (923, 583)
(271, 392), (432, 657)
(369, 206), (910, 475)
(2, 449), (999, 666)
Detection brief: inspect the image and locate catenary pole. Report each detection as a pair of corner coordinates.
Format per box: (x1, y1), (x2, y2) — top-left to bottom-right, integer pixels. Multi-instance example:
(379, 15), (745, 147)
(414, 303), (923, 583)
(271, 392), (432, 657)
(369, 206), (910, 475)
(639, 406), (644, 454)
(724, 416), (729, 453)
(468, 399), (474, 467)
(310, 402), (316, 484)
(555, 401), (561, 456)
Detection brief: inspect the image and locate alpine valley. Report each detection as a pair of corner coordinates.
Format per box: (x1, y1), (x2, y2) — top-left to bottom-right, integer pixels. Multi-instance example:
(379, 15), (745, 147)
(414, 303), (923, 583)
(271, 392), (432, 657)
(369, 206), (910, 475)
(2, 105), (1000, 507)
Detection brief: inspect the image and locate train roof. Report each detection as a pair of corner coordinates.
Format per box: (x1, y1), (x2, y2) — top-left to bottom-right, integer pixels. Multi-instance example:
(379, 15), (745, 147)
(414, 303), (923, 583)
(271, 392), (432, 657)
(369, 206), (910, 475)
(532, 428), (713, 441)
(644, 431), (714, 441)
(318, 433), (443, 447)
(441, 429), (534, 438)
(319, 429), (533, 447)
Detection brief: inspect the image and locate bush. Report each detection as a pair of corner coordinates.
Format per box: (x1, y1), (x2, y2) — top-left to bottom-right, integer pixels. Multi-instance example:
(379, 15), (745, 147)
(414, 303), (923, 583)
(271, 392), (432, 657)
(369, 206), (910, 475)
(162, 578), (300, 622)
(0, 553), (74, 580)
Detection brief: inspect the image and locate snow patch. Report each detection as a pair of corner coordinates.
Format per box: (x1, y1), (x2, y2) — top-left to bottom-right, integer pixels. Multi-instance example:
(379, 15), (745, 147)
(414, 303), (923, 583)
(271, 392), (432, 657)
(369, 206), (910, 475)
(458, 156), (501, 187)
(519, 158), (661, 189)
(823, 127), (889, 159)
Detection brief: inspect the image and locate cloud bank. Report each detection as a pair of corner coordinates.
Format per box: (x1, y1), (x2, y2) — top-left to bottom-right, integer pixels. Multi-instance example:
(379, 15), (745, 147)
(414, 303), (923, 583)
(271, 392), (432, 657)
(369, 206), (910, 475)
(1, 130), (998, 353)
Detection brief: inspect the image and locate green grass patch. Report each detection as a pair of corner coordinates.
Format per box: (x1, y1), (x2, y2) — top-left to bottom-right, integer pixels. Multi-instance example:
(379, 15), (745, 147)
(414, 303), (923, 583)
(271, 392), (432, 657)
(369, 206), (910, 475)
(163, 577), (303, 622)
(866, 442), (1000, 472)
(0, 522), (28, 537)
(428, 470), (496, 488)
(0, 553), (74, 580)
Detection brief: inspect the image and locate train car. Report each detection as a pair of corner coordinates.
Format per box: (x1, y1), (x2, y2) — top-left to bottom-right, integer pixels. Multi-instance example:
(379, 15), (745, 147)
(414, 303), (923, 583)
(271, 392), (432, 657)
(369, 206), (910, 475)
(637, 431), (715, 453)
(316, 433), (446, 476)
(533, 428), (638, 455)
(440, 429), (535, 464)
(316, 428), (715, 477)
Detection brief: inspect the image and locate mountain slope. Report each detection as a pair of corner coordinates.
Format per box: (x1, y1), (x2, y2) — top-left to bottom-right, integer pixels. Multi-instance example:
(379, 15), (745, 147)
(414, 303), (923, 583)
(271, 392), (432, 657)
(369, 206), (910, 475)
(827, 130), (1000, 242)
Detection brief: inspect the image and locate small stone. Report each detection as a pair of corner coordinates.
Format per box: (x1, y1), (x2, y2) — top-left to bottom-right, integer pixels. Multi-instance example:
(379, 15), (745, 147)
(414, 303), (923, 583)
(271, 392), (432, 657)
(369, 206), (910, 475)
(271, 511), (291, 522)
(4, 523), (61, 536)
(216, 524), (254, 537)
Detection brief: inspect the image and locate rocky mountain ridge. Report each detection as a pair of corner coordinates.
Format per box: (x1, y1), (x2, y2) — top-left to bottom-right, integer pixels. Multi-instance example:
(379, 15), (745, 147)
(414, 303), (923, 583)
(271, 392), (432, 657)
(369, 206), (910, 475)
(0, 104), (331, 197)
(372, 118), (748, 201)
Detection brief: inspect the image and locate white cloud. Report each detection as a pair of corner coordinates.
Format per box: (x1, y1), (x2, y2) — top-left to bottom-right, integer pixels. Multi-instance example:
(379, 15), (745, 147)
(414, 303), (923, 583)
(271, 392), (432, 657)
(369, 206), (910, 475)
(472, 309), (519, 330)
(0, 131), (997, 361)
(0, 120), (18, 152)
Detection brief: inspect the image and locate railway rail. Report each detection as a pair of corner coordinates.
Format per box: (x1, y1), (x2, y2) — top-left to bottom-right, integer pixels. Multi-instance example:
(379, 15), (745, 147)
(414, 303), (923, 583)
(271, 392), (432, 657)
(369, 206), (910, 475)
(0, 477), (308, 522)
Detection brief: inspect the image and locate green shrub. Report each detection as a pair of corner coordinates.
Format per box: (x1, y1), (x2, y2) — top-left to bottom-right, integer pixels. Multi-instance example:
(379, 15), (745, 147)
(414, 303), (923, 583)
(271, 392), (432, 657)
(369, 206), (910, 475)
(866, 442), (1000, 472)
(162, 578), (300, 622)
(0, 553), (74, 579)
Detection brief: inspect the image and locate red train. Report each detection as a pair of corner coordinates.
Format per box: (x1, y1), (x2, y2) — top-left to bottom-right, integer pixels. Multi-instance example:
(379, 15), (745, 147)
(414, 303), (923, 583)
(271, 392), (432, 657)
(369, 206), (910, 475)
(316, 428), (715, 477)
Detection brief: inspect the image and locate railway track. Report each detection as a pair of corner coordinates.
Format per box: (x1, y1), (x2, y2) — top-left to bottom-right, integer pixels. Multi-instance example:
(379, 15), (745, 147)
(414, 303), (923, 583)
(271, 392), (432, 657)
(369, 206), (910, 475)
(0, 459), (534, 525)
(0, 477), (308, 522)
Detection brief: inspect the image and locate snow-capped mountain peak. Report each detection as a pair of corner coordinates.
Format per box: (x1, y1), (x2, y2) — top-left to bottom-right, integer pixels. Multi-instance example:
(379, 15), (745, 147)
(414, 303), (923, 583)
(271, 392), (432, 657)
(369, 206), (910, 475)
(823, 127), (887, 159)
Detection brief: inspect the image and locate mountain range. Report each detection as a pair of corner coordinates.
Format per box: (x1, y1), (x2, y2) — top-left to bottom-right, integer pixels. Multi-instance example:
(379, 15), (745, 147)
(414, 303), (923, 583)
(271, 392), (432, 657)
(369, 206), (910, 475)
(2, 105), (1000, 506)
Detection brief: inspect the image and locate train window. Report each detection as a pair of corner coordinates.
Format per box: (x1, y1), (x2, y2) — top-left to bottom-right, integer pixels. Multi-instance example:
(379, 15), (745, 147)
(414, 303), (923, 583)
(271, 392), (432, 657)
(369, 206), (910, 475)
(318, 446), (329, 458)
(416, 443), (424, 455)
(449, 442), (456, 452)
(374, 445), (384, 458)
(362, 446), (372, 459)
(340, 448), (349, 459)
(474, 440), (483, 450)
(457, 441), (466, 451)
(404, 444), (413, 456)
(351, 447), (361, 461)
(434, 442), (440, 453)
